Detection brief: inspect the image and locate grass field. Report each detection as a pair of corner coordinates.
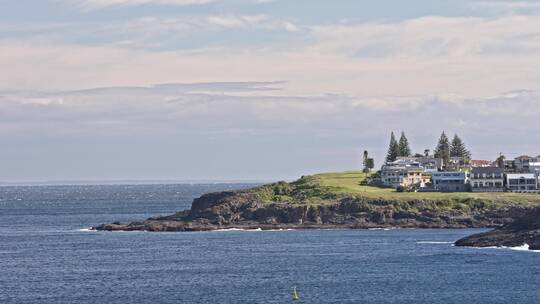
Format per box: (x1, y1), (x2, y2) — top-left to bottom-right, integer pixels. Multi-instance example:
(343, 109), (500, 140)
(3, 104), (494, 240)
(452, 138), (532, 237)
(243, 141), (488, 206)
(301, 171), (540, 205)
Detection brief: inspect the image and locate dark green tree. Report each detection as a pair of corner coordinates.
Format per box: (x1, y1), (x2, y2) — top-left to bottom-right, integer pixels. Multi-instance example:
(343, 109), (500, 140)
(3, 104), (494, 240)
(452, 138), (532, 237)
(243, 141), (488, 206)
(363, 150), (369, 173)
(386, 132), (400, 163)
(398, 131), (412, 157)
(434, 131), (450, 166)
(365, 158), (374, 171)
(496, 154), (506, 168)
(450, 134), (471, 160)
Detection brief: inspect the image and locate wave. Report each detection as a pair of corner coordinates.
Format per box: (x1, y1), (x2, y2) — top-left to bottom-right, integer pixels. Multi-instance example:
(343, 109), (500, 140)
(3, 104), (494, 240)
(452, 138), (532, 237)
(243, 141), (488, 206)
(474, 243), (540, 253)
(368, 227), (397, 231)
(76, 228), (95, 232)
(213, 228), (263, 232)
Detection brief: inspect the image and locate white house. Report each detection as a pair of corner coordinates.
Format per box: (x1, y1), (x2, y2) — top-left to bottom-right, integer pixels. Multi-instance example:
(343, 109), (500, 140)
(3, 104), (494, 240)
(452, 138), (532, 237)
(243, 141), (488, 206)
(506, 173), (539, 193)
(528, 162), (540, 175)
(431, 172), (468, 192)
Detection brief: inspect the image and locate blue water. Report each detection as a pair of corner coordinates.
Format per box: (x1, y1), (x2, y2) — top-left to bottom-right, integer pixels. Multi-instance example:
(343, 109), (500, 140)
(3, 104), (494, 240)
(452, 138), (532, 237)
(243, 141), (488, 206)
(1, 184), (539, 304)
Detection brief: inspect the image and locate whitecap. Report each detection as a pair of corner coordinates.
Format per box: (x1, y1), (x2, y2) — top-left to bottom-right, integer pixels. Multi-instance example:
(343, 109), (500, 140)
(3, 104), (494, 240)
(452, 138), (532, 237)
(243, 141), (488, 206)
(213, 228), (248, 232)
(507, 244), (540, 252)
(213, 227), (266, 232)
(473, 243), (540, 253)
(76, 228), (95, 232)
(368, 227), (395, 231)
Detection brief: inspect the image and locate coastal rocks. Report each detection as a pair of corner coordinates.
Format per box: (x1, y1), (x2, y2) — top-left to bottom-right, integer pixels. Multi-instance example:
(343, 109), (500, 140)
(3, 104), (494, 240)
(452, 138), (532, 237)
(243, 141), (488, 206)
(455, 207), (540, 251)
(92, 186), (539, 233)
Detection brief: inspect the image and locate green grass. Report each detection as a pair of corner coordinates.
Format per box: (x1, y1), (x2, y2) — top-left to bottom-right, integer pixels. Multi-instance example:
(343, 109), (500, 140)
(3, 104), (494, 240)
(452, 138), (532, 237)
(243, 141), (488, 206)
(253, 171), (540, 207)
(310, 171), (540, 204)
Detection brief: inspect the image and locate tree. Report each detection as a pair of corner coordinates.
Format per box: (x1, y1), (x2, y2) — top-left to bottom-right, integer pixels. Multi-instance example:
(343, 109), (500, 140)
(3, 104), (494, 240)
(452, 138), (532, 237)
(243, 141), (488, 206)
(398, 131), (412, 157)
(385, 132), (400, 163)
(450, 134), (471, 160)
(496, 154), (506, 168)
(424, 149), (430, 157)
(434, 131), (450, 166)
(366, 158), (374, 171)
(363, 150), (369, 173)
(362, 150), (375, 173)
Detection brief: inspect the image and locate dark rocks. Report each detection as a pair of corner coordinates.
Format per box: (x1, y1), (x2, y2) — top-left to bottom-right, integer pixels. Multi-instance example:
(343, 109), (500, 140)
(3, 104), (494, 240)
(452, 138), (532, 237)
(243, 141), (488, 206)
(92, 187), (539, 234)
(455, 207), (540, 251)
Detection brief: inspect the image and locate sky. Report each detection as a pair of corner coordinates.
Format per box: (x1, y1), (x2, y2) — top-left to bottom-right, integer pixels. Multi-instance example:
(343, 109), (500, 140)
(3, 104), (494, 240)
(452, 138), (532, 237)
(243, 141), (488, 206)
(1, 0), (540, 182)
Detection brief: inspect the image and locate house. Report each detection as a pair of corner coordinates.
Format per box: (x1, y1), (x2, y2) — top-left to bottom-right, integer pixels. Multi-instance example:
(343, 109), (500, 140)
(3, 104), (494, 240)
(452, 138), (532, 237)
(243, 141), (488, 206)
(528, 162), (540, 175)
(470, 160), (494, 168)
(415, 156), (443, 172)
(401, 170), (430, 188)
(431, 171), (468, 192)
(395, 156), (442, 172)
(514, 155), (540, 172)
(380, 166), (424, 188)
(380, 159), (425, 188)
(506, 173), (539, 193)
(470, 167), (504, 192)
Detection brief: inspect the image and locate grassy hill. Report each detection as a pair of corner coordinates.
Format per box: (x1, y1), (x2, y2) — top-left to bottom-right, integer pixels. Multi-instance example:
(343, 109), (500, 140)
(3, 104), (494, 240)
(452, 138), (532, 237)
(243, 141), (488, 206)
(254, 171), (540, 207)
(96, 171), (540, 232)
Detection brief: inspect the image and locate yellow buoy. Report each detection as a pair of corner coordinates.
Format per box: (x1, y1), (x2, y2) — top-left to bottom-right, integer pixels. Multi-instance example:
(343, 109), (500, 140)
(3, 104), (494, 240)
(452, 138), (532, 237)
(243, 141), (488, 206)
(292, 286), (299, 301)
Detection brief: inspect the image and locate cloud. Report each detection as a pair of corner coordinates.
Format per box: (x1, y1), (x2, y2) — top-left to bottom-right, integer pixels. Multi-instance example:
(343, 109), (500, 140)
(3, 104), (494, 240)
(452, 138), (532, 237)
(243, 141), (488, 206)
(473, 0), (540, 9)
(307, 15), (540, 57)
(205, 14), (270, 29)
(2, 82), (539, 180)
(65, 0), (217, 9)
(3, 82), (539, 136)
(62, 0), (275, 9)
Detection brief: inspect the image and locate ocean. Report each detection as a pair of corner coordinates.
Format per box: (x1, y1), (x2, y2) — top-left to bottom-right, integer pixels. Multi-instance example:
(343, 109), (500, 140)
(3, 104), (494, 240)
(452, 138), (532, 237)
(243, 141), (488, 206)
(1, 184), (538, 304)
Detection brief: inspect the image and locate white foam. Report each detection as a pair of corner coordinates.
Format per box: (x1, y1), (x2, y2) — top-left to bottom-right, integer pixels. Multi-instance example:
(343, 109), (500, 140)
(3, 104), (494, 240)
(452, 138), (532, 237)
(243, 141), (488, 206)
(473, 243), (540, 253)
(213, 228), (263, 232)
(76, 228), (94, 232)
(368, 227), (396, 231)
(507, 244), (540, 252)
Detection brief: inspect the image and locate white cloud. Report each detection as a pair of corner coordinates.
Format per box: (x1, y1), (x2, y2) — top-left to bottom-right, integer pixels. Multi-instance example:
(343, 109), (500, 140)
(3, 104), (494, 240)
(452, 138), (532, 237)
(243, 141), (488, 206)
(307, 15), (540, 57)
(66, 0), (216, 9)
(206, 15), (269, 29)
(1, 15), (540, 100)
(63, 0), (274, 9)
(2, 82), (539, 180)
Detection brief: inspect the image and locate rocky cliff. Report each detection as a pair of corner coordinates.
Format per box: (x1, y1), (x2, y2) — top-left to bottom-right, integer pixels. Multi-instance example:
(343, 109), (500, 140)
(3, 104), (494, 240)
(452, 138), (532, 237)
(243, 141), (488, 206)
(92, 186), (536, 232)
(455, 207), (540, 251)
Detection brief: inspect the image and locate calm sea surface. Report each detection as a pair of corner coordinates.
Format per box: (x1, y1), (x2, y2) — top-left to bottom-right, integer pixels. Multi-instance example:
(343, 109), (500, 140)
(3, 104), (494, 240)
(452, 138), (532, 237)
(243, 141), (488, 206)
(0, 184), (539, 304)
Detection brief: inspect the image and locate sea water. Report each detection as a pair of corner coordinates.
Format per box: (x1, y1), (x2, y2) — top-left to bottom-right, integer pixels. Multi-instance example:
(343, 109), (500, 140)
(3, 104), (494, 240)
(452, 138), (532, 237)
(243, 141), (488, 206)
(1, 184), (539, 304)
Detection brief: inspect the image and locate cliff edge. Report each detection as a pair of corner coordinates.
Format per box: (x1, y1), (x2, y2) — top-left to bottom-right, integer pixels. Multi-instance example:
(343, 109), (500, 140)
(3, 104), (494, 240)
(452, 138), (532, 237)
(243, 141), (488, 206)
(92, 172), (540, 232)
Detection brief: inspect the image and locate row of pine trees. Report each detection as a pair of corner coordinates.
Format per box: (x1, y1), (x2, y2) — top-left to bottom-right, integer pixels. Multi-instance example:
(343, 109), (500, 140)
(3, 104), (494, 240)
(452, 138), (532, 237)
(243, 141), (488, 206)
(386, 131), (471, 164)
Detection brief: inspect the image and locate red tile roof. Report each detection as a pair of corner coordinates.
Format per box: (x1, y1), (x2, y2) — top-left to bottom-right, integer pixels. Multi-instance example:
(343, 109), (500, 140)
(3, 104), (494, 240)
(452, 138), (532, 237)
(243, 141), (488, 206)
(470, 160), (494, 167)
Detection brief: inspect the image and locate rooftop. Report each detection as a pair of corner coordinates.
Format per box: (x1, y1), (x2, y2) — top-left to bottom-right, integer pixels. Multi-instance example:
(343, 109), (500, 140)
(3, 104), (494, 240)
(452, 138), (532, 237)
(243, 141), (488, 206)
(471, 167), (504, 174)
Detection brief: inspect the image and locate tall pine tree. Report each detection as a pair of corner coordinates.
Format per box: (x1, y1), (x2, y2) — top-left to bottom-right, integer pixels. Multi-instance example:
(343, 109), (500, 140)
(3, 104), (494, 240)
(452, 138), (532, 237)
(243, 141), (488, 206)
(450, 134), (471, 160)
(434, 131), (450, 165)
(398, 131), (411, 157)
(386, 132), (400, 163)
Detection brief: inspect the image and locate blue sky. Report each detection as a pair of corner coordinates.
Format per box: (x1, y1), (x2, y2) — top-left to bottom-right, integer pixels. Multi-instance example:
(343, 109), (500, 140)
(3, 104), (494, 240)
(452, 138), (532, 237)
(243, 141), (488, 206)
(1, 0), (540, 182)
